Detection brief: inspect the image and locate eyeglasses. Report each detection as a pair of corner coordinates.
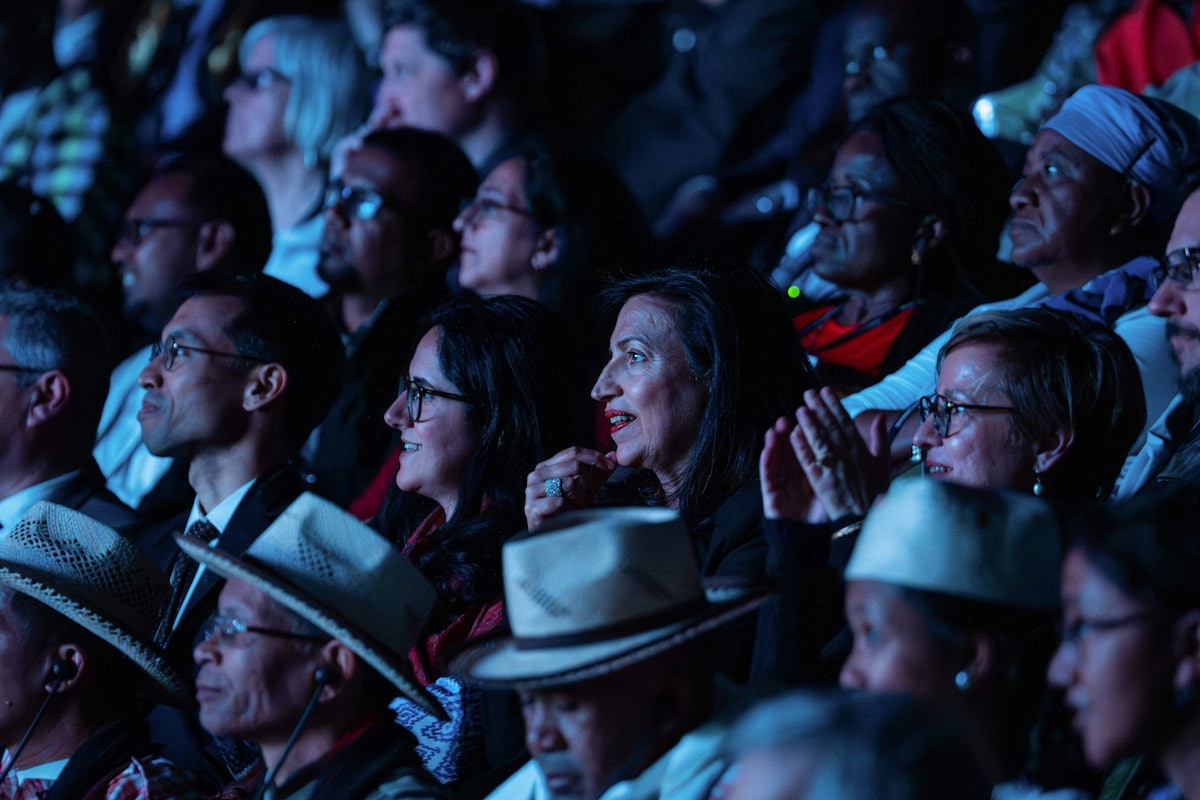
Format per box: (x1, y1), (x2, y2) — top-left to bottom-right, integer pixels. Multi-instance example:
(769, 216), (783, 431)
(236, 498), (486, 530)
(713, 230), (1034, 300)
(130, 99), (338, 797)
(200, 613), (328, 646)
(117, 218), (200, 247)
(918, 393), (1015, 437)
(1057, 611), (1160, 647)
(805, 185), (910, 224)
(150, 335), (269, 372)
(457, 196), (537, 227)
(1152, 247), (1200, 291)
(231, 67), (290, 91)
(324, 182), (409, 222)
(399, 375), (473, 422)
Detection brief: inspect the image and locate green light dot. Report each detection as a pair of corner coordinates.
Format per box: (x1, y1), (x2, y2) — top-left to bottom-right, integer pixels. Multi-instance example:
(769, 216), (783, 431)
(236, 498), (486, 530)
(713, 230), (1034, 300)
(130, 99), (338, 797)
(787, 285), (800, 299)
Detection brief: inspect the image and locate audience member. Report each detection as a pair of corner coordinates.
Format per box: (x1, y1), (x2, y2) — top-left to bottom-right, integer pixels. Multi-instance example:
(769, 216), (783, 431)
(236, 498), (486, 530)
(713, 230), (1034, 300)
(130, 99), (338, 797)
(0, 501), (206, 798)
(311, 127), (478, 509)
(354, 0), (543, 175)
(754, 309), (1144, 684)
(720, 690), (991, 800)
(525, 268), (815, 581)
(1049, 484), (1200, 798)
(224, 15), (371, 298)
(594, 0), (823, 220)
(841, 480), (1078, 796)
(453, 148), (651, 321)
(450, 507), (768, 800)
(135, 271), (344, 781)
(843, 84), (1197, 466)
(1120, 186), (1200, 496)
(182, 493), (447, 800)
(96, 154), (271, 516)
(790, 97), (1013, 393)
(374, 295), (574, 784)
(0, 289), (137, 536)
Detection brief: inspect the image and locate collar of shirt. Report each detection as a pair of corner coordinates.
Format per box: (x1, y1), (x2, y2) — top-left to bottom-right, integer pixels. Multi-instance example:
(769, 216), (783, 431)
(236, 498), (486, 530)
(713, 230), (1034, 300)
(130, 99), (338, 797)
(1, 752), (70, 782)
(0, 471), (82, 532)
(185, 478), (258, 536)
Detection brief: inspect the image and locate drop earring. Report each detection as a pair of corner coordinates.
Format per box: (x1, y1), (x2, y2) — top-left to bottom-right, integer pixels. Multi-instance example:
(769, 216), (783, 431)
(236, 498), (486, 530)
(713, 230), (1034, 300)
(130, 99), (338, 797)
(1033, 468), (1043, 497)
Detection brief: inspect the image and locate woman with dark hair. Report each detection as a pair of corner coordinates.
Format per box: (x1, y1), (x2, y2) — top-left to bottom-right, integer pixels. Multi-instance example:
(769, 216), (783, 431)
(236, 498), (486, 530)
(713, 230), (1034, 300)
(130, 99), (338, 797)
(1048, 485), (1200, 798)
(453, 148), (651, 316)
(794, 96), (1017, 393)
(380, 294), (574, 783)
(525, 266), (816, 579)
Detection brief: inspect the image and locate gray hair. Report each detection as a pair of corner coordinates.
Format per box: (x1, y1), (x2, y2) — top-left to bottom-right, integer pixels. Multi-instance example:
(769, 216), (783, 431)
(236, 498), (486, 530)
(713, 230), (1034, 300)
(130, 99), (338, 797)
(0, 289), (110, 433)
(240, 15), (372, 162)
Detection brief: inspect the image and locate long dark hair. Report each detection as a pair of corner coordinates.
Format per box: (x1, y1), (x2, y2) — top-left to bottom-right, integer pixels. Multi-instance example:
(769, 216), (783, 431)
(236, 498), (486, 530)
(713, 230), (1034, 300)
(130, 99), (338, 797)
(600, 267), (816, 526)
(404, 295), (575, 619)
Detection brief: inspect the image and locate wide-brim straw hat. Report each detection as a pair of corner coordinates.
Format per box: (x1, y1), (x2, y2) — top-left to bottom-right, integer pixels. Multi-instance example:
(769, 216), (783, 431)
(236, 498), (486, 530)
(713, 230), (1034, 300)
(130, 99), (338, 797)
(845, 479), (1060, 609)
(176, 493), (445, 718)
(0, 502), (185, 701)
(449, 507), (770, 689)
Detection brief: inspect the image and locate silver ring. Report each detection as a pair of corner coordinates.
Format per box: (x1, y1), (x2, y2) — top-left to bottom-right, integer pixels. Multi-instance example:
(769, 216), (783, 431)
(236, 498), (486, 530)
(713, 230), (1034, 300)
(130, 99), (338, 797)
(544, 478), (563, 498)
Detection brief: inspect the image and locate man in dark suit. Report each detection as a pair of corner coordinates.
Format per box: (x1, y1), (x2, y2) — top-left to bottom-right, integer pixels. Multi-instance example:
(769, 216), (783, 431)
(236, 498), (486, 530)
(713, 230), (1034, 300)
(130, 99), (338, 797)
(135, 271), (344, 653)
(0, 288), (138, 536)
(135, 271), (343, 783)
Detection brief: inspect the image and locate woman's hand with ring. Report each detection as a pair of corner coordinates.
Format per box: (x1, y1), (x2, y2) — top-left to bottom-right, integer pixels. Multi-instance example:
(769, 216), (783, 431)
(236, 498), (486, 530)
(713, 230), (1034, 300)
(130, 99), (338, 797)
(525, 447), (618, 530)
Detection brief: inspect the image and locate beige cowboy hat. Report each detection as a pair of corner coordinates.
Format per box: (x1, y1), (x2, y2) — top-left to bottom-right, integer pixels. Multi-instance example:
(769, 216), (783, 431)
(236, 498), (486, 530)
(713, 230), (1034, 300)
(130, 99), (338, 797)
(846, 479), (1061, 609)
(0, 501), (186, 700)
(176, 492), (445, 719)
(449, 507), (770, 689)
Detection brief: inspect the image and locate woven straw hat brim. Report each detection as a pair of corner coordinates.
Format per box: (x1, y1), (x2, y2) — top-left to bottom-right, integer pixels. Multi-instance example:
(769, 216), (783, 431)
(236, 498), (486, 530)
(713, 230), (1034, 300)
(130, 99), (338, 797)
(0, 564), (186, 702)
(177, 537), (445, 720)
(449, 581), (771, 690)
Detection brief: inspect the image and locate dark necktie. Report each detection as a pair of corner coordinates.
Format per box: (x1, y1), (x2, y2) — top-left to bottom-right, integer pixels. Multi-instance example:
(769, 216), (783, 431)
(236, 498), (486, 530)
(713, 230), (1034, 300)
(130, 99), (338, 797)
(155, 518), (218, 645)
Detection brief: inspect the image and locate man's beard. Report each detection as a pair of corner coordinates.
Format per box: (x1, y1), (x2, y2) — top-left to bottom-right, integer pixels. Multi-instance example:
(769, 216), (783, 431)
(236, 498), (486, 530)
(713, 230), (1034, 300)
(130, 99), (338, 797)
(1168, 321), (1200, 404)
(316, 247), (361, 293)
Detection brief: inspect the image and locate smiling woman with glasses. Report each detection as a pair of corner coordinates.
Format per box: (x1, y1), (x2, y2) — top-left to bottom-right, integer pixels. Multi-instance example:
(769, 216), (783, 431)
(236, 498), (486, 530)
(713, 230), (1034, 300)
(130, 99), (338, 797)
(368, 295), (576, 778)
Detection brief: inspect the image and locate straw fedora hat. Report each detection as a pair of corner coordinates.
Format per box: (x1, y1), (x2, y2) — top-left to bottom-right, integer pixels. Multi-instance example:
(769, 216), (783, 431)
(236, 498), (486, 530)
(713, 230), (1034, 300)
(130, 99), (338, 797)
(449, 507), (770, 689)
(0, 501), (185, 700)
(176, 492), (445, 718)
(845, 479), (1060, 609)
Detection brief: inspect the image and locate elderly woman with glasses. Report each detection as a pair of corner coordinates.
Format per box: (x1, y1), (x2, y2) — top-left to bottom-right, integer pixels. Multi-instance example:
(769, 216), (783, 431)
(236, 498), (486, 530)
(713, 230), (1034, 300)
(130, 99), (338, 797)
(790, 96), (1015, 394)
(378, 294), (574, 784)
(223, 15), (371, 298)
(753, 307), (1146, 685)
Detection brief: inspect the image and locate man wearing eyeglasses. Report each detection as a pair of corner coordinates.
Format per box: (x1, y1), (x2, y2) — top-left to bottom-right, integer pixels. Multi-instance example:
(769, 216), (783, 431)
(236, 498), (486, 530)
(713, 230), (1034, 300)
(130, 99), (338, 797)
(133, 271), (344, 782)
(309, 127), (478, 509)
(0, 288), (139, 536)
(96, 155), (271, 520)
(1121, 187), (1200, 496)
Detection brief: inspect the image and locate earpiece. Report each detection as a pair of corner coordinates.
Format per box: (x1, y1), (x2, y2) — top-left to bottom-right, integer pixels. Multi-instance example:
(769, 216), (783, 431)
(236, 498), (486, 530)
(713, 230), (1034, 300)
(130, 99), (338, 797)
(50, 660), (77, 682)
(313, 666), (339, 686)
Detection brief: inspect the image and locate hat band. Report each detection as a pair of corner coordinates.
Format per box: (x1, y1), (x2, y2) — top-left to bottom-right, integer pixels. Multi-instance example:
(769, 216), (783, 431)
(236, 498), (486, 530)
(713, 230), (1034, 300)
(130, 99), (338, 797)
(513, 596), (708, 650)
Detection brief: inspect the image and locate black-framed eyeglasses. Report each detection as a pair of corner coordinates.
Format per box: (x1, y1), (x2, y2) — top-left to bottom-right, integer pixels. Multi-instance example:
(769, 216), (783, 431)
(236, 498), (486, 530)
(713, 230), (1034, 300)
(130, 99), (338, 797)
(324, 182), (405, 222)
(457, 196), (537, 227)
(1152, 246), (1200, 291)
(231, 67), (290, 91)
(1057, 611), (1160, 646)
(918, 393), (1015, 437)
(117, 218), (200, 247)
(805, 185), (911, 224)
(150, 335), (269, 372)
(399, 375), (474, 422)
(200, 613), (329, 646)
